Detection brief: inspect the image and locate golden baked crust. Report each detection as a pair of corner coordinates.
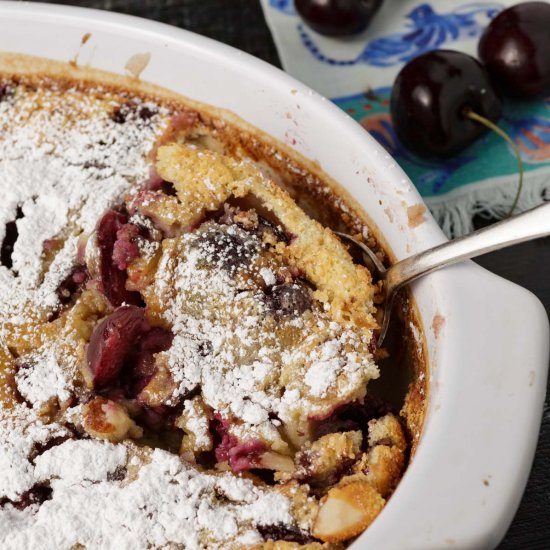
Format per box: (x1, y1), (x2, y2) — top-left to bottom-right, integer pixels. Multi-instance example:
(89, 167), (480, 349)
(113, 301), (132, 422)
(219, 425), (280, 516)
(155, 144), (377, 331)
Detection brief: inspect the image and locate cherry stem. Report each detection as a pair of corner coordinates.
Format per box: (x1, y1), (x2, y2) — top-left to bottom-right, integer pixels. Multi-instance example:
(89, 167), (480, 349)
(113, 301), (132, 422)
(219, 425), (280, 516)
(462, 107), (523, 217)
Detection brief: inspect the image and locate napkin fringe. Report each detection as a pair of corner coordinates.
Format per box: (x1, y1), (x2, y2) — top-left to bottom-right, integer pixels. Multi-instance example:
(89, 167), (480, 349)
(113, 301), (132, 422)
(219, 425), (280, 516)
(427, 170), (550, 238)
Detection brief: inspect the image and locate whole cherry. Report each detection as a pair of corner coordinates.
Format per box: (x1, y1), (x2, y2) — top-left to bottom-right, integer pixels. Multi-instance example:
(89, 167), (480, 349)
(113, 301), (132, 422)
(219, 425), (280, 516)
(87, 305), (149, 389)
(479, 2), (550, 99)
(295, 0), (383, 36)
(390, 50), (502, 159)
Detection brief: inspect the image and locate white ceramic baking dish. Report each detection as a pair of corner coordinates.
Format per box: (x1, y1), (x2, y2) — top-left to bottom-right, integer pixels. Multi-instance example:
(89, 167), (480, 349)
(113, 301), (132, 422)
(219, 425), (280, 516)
(0, 2), (547, 548)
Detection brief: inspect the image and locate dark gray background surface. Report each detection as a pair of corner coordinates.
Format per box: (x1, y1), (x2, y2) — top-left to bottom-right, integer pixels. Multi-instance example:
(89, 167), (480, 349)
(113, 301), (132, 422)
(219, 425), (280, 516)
(20, 1), (550, 547)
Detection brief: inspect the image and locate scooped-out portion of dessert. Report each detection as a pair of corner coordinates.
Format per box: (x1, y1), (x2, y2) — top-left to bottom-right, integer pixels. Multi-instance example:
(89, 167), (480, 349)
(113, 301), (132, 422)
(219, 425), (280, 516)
(0, 55), (425, 550)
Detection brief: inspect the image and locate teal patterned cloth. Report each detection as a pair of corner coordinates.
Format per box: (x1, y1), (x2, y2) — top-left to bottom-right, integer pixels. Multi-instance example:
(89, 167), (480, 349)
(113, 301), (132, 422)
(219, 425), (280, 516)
(261, 0), (550, 236)
(334, 90), (550, 198)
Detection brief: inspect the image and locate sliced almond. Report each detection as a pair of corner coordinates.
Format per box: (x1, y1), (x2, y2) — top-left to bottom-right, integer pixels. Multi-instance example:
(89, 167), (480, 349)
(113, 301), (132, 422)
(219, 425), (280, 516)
(83, 396), (142, 443)
(312, 481), (384, 542)
(258, 451), (295, 473)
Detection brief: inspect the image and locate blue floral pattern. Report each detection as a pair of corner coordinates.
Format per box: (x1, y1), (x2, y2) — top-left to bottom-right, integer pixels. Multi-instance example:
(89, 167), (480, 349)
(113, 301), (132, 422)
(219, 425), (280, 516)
(298, 3), (502, 67)
(504, 115), (550, 163)
(268, 0), (296, 16)
(263, 0), (550, 212)
(335, 89), (550, 196)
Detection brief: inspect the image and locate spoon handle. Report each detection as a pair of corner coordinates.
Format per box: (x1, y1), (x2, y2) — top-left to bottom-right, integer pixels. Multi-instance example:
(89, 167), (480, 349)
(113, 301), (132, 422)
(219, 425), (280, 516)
(385, 202), (550, 294)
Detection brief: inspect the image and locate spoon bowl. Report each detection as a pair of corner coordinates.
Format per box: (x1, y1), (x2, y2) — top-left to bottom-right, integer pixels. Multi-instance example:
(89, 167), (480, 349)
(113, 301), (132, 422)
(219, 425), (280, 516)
(337, 201), (550, 346)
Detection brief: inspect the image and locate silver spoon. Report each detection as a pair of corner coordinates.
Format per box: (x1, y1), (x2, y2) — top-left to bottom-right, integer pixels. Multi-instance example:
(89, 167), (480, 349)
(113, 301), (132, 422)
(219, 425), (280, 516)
(336, 201), (550, 346)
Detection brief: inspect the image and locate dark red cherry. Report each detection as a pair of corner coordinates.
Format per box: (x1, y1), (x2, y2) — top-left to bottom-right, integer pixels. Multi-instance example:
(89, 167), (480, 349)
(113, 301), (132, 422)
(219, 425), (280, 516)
(211, 413), (266, 472)
(479, 2), (550, 99)
(295, 0), (383, 36)
(112, 223), (140, 271)
(87, 305), (149, 389)
(96, 210), (142, 307)
(198, 227), (258, 274)
(268, 283), (312, 316)
(390, 50), (502, 159)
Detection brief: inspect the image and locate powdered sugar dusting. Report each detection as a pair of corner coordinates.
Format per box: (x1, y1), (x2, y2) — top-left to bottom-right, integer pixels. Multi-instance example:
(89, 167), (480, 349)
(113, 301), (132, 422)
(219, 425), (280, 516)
(182, 398), (211, 449)
(150, 220), (378, 449)
(15, 347), (72, 409)
(303, 332), (368, 398)
(0, 432), (293, 549)
(34, 439), (127, 487)
(259, 266), (276, 286)
(0, 405), (72, 500)
(0, 82), (168, 332)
